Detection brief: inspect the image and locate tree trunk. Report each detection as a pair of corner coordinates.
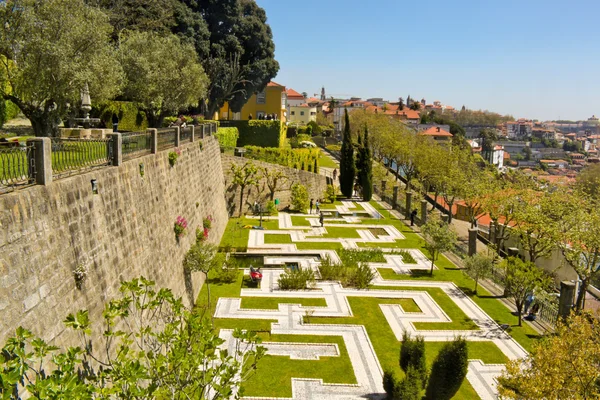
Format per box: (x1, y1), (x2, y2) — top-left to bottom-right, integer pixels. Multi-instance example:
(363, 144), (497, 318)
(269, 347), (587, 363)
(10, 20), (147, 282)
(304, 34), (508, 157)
(474, 279), (478, 295)
(28, 110), (61, 137)
(239, 186), (245, 217)
(447, 202), (454, 223)
(430, 256), (435, 275)
(517, 301), (523, 327)
(575, 278), (588, 311)
(146, 110), (165, 129)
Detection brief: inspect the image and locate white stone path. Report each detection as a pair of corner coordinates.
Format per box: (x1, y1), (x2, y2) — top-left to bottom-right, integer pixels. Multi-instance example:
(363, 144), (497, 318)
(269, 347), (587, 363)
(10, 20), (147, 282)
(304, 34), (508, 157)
(222, 207), (528, 399)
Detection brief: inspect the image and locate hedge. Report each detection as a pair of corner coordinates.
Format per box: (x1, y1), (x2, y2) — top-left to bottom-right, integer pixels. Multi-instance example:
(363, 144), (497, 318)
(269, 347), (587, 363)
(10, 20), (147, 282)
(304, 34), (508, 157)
(92, 101), (148, 132)
(245, 146), (320, 172)
(216, 127), (239, 149)
(225, 120), (286, 148)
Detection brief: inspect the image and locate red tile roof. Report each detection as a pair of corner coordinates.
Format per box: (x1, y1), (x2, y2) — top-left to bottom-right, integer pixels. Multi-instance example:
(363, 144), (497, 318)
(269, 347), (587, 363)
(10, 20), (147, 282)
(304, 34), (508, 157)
(286, 88), (304, 99)
(267, 81), (285, 88)
(420, 126), (453, 137)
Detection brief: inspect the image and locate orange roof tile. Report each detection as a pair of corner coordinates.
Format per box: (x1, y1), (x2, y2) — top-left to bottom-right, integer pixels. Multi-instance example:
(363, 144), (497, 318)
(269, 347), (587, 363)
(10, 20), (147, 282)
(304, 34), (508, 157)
(286, 88), (304, 99)
(267, 81), (285, 88)
(420, 126), (453, 137)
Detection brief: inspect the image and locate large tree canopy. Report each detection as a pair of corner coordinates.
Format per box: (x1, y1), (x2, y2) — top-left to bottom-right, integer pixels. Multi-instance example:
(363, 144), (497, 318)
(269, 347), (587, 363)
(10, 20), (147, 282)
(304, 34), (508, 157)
(190, 0), (279, 117)
(0, 0), (124, 136)
(119, 30), (208, 128)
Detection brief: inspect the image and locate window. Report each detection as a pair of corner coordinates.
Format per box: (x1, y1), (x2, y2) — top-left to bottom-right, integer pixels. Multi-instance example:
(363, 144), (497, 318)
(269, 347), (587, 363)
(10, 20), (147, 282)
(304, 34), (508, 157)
(300, 111), (305, 116)
(281, 92), (287, 108)
(256, 90), (266, 104)
(291, 111), (295, 116)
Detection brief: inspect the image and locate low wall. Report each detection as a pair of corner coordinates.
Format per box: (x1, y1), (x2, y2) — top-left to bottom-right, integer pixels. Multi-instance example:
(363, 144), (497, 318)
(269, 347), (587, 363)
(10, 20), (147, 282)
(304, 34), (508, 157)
(222, 155), (328, 216)
(0, 136), (228, 347)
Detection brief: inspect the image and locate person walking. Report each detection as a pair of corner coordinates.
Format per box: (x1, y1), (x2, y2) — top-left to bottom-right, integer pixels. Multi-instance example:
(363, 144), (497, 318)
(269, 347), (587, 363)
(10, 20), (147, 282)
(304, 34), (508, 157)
(315, 199), (320, 213)
(112, 114), (119, 132)
(319, 212), (324, 227)
(309, 199), (314, 214)
(410, 209), (417, 226)
(332, 168), (338, 181)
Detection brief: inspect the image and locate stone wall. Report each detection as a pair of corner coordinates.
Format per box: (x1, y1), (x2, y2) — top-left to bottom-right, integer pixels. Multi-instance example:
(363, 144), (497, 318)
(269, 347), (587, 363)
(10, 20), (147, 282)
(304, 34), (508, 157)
(0, 136), (228, 347)
(222, 155), (328, 216)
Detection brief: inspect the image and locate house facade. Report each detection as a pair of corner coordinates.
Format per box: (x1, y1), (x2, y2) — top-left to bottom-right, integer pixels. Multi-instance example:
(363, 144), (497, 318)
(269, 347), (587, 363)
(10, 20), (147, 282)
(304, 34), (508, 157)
(218, 81), (287, 121)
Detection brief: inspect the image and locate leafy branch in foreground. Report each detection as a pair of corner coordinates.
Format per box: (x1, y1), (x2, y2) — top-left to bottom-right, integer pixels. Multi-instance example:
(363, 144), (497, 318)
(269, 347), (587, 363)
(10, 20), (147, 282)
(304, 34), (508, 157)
(0, 277), (264, 399)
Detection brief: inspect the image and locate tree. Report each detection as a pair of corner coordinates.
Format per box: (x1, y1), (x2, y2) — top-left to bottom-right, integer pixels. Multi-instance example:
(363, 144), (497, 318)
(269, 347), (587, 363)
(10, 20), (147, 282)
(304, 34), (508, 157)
(0, 277), (264, 399)
(119, 31), (208, 127)
(400, 332), (427, 387)
(230, 161), (259, 216)
(291, 183), (309, 213)
(498, 311), (600, 399)
(576, 163), (600, 201)
(421, 217), (457, 275)
(464, 252), (495, 294)
(0, 0), (123, 137)
(183, 241), (221, 310)
(357, 126), (373, 201)
(523, 146), (532, 161)
(409, 101), (421, 111)
(425, 337), (468, 400)
(190, 0), (279, 117)
(479, 128), (498, 163)
(261, 167), (287, 201)
(398, 97), (404, 110)
(339, 109), (356, 198)
(501, 257), (551, 326)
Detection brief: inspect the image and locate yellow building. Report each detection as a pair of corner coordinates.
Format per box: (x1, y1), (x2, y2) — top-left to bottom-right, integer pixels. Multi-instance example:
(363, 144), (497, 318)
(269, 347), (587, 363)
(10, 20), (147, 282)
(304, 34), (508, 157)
(289, 104), (318, 124)
(218, 81), (287, 122)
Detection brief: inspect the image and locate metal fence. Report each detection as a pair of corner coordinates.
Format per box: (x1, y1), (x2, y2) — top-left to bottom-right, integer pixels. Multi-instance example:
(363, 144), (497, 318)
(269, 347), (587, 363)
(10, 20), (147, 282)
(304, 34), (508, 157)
(157, 128), (177, 151)
(122, 131), (152, 161)
(0, 143), (35, 192)
(180, 127), (193, 144)
(51, 138), (112, 178)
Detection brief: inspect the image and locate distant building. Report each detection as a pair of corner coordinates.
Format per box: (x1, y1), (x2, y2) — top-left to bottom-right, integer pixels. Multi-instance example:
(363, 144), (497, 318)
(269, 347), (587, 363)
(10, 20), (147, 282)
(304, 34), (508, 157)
(366, 98), (386, 107)
(219, 81), (286, 121)
(289, 103), (317, 124)
(505, 120), (533, 139)
(419, 126), (453, 142)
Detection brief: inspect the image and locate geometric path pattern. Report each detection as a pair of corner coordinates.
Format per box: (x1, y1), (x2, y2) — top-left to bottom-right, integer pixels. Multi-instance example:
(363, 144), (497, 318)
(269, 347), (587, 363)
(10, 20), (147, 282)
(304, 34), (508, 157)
(216, 201), (528, 400)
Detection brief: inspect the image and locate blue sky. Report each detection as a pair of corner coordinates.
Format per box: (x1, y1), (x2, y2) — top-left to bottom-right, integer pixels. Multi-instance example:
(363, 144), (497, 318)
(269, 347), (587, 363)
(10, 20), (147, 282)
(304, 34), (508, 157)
(255, 0), (600, 121)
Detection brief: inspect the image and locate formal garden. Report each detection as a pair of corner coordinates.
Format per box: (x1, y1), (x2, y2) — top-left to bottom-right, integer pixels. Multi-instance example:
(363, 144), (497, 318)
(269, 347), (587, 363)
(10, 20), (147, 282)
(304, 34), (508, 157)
(196, 197), (542, 400)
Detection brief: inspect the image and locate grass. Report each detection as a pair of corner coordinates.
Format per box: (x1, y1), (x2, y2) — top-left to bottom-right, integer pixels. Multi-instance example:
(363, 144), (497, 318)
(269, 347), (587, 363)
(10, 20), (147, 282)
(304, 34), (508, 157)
(240, 297), (327, 309)
(219, 217), (279, 250)
(291, 215), (312, 226)
(309, 226), (362, 239)
(264, 233), (293, 244)
(295, 242), (344, 251)
(318, 153), (338, 169)
(242, 334), (356, 398)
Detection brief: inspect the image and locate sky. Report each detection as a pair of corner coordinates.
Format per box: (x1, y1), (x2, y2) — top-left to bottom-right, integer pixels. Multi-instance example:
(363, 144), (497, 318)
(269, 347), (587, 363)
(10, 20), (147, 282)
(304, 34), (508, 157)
(255, 0), (600, 122)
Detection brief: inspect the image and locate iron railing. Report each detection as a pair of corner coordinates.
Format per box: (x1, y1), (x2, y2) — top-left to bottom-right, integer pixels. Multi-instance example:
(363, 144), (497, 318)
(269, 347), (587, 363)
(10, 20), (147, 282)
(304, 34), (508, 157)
(180, 127), (193, 144)
(157, 128), (177, 151)
(0, 142), (35, 192)
(51, 138), (112, 178)
(122, 131), (152, 161)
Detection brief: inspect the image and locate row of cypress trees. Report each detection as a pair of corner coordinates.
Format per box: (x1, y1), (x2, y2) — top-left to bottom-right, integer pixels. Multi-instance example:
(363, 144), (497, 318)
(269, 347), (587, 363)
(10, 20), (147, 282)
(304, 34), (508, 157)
(339, 109), (373, 201)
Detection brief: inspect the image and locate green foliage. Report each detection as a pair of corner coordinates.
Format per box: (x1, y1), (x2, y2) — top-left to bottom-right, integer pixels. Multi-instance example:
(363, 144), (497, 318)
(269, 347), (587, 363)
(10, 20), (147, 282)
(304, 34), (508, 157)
(395, 366), (423, 400)
(396, 250), (417, 264)
(357, 127), (373, 200)
(0, 277), (264, 398)
(464, 252), (495, 294)
(93, 101), (148, 131)
(425, 337), (469, 400)
(324, 184), (337, 203)
(339, 248), (385, 264)
(307, 120), (322, 135)
(318, 254), (375, 289)
(215, 256), (239, 283)
(291, 183), (309, 213)
(168, 150), (180, 166)
(0, 0), (124, 136)
(340, 109), (356, 198)
(326, 144), (341, 152)
(266, 200), (278, 215)
(216, 127), (240, 149)
(383, 369), (400, 398)
(183, 241), (219, 274)
(230, 161), (259, 216)
(119, 30), (208, 128)
(421, 217), (458, 275)
(278, 268), (315, 290)
(400, 332), (428, 387)
(226, 120), (286, 148)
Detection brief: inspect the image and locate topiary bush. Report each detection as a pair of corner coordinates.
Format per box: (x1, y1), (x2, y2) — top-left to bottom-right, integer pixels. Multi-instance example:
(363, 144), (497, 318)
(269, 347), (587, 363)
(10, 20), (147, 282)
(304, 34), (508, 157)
(291, 183), (309, 213)
(400, 332), (428, 387)
(324, 184), (337, 203)
(425, 336), (468, 400)
(216, 127), (239, 149)
(226, 120), (286, 148)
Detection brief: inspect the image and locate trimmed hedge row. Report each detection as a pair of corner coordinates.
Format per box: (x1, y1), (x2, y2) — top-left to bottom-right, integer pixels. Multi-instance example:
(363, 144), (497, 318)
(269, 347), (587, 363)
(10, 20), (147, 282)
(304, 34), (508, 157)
(245, 146), (320, 172)
(226, 120), (286, 148)
(216, 127), (239, 148)
(92, 101), (148, 132)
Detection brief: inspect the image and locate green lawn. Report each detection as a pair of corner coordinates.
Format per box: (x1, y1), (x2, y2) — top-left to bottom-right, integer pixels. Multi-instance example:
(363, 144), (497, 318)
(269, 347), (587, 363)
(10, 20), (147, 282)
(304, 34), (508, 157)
(219, 218), (279, 250)
(309, 226), (362, 239)
(291, 215), (312, 226)
(295, 242), (344, 251)
(318, 153), (338, 169)
(264, 233), (293, 244)
(240, 297), (327, 309)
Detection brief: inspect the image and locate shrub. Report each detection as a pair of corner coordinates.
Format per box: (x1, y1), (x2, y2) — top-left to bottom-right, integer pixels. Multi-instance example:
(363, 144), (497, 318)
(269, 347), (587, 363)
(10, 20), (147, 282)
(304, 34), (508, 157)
(215, 256), (239, 283)
(216, 127), (239, 149)
(395, 250), (417, 264)
(278, 268), (315, 290)
(349, 263), (375, 289)
(318, 253), (375, 288)
(318, 255), (346, 281)
(395, 366), (422, 400)
(245, 146), (320, 172)
(324, 184), (337, 203)
(383, 370), (400, 399)
(340, 249), (385, 264)
(291, 183), (309, 213)
(326, 144), (341, 152)
(400, 332), (428, 387)
(307, 120), (321, 135)
(266, 200), (278, 216)
(226, 120), (286, 148)
(174, 216), (188, 239)
(425, 337), (468, 400)
(93, 100), (148, 131)
(168, 149), (181, 166)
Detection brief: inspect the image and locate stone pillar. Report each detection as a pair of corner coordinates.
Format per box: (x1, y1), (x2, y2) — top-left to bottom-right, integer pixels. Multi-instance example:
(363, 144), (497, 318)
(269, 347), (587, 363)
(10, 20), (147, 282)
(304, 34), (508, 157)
(174, 126), (181, 147)
(558, 281), (576, 320)
(381, 180), (387, 193)
(441, 214), (449, 224)
(27, 138), (52, 185)
(106, 133), (122, 166)
(420, 199), (428, 224)
(373, 184), (378, 195)
(405, 191), (412, 219)
(468, 228), (478, 256)
(190, 126), (195, 142)
(200, 124), (206, 139)
(489, 221), (496, 247)
(148, 128), (158, 154)
(392, 186), (399, 208)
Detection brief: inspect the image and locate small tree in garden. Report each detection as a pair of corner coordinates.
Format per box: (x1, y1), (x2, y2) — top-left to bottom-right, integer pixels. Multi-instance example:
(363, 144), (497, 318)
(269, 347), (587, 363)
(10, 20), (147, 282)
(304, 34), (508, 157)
(464, 252), (495, 294)
(421, 217), (458, 275)
(261, 167), (287, 201)
(183, 241), (221, 310)
(291, 183), (309, 213)
(339, 109), (356, 198)
(0, 277), (264, 398)
(501, 257), (551, 326)
(400, 332), (428, 387)
(230, 162), (259, 216)
(357, 126), (373, 201)
(425, 336), (468, 400)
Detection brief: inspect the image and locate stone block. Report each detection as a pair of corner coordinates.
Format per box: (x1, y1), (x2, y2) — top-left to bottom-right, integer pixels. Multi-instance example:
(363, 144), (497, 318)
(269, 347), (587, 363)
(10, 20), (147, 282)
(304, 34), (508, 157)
(23, 292), (40, 312)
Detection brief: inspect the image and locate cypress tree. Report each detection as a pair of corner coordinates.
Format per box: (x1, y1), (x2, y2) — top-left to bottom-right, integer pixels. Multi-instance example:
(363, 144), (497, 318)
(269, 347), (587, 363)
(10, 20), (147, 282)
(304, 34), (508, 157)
(400, 332), (428, 387)
(339, 109), (355, 198)
(359, 126), (373, 201)
(313, 158), (318, 174)
(425, 336), (468, 400)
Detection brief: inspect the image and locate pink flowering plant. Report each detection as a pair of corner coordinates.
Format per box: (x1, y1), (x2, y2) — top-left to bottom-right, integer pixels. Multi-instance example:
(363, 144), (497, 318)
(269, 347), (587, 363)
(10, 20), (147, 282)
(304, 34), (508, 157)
(168, 148), (182, 167)
(174, 216), (188, 239)
(203, 215), (213, 229)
